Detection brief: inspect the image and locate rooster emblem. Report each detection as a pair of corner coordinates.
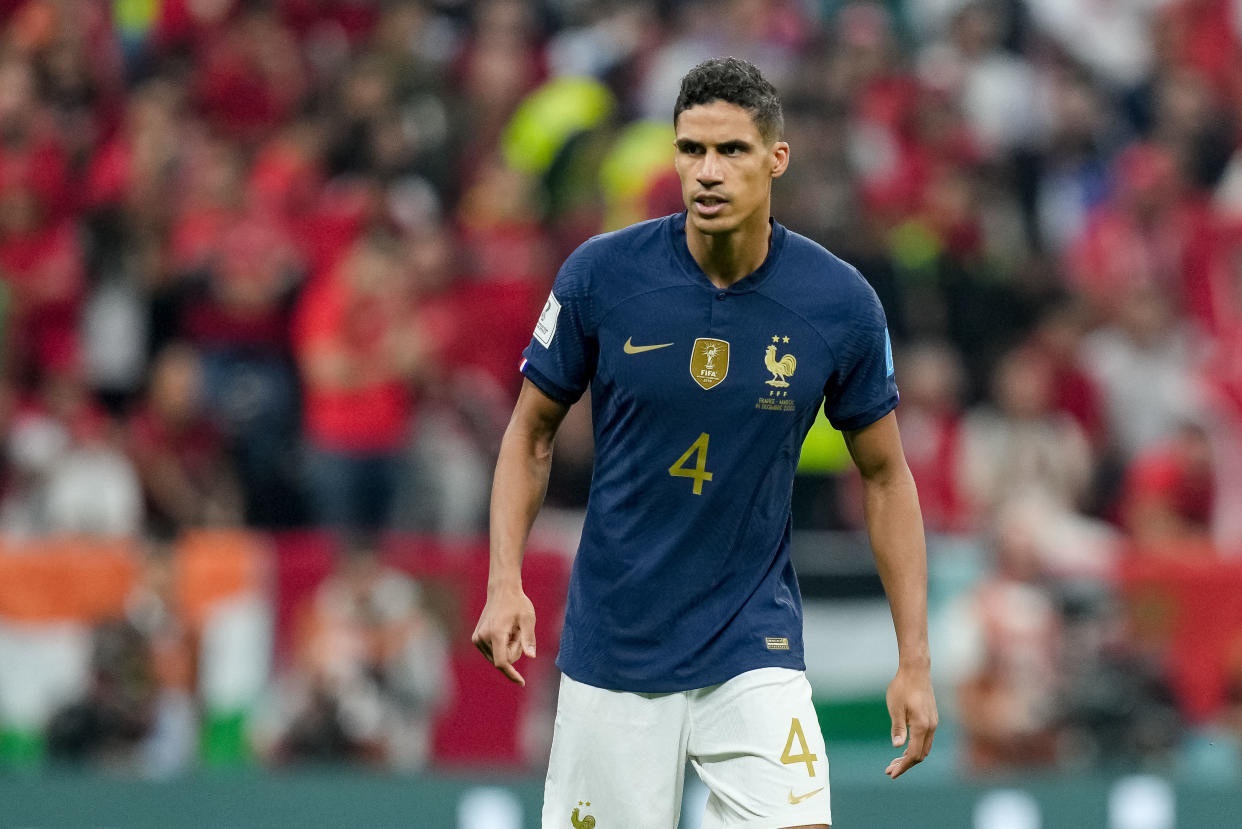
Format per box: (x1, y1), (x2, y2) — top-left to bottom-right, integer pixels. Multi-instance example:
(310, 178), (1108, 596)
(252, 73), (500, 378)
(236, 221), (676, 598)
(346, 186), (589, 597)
(570, 802), (596, 828)
(764, 344), (797, 387)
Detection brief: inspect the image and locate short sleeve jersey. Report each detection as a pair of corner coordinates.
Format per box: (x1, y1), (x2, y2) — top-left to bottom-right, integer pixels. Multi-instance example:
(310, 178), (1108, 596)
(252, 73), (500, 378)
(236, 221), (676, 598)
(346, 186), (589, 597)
(521, 213), (898, 693)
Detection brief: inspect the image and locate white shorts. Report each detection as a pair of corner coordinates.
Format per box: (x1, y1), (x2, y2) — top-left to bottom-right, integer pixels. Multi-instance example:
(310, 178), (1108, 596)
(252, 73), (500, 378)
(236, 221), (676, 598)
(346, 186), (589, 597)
(542, 667), (831, 829)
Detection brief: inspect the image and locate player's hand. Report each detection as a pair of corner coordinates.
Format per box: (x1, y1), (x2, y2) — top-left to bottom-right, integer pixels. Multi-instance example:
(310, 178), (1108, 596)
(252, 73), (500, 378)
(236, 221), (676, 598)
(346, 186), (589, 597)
(471, 583), (537, 686)
(884, 663), (938, 779)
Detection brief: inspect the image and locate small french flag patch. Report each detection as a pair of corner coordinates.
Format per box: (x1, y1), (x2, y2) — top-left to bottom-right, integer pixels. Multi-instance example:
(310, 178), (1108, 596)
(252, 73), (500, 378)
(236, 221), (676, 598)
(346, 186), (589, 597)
(519, 357), (528, 374)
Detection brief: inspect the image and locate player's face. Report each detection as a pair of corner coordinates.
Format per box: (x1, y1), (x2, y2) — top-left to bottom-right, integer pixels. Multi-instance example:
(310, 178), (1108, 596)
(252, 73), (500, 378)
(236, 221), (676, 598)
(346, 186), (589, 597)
(674, 101), (789, 237)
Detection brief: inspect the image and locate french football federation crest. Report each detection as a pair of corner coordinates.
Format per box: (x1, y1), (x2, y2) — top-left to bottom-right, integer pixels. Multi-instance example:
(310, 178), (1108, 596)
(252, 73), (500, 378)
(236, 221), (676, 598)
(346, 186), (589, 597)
(764, 343), (797, 387)
(570, 802), (595, 828)
(690, 338), (730, 389)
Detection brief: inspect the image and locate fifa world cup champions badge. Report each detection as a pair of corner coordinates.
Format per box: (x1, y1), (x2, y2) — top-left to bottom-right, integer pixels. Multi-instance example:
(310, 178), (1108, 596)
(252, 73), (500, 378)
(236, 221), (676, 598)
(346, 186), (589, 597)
(690, 338), (730, 389)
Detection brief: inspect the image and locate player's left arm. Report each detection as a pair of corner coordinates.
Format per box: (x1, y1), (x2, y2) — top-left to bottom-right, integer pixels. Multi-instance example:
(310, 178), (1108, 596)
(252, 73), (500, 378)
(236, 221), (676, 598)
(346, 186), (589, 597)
(843, 410), (938, 780)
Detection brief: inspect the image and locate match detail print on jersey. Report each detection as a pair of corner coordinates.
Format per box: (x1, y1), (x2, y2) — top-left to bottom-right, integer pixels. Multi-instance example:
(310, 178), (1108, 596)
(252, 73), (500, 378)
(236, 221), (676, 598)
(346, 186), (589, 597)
(534, 291), (561, 348)
(623, 337), (674, 354)
(690, 337), (730, 389)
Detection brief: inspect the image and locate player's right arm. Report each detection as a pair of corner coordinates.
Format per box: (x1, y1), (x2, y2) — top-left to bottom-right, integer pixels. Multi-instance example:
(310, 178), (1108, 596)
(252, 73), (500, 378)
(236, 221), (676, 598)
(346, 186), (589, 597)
(471, 378), (571, 686)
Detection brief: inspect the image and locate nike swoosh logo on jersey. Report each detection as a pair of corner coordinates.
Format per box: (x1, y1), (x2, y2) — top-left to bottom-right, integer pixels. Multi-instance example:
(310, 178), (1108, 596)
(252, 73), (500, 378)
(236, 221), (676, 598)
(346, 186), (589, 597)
(623, 337), (674, 354)
(787, 786), (825, 805)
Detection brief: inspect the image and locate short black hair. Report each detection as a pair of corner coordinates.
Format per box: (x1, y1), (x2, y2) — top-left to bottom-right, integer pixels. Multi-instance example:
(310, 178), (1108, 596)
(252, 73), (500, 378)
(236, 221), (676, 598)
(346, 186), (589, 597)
(674, 57), (784, 144)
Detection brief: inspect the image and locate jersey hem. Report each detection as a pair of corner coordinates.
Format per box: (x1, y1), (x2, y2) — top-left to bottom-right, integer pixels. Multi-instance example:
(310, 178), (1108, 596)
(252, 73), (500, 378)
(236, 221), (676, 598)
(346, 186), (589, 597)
(556, 654), (807, 694)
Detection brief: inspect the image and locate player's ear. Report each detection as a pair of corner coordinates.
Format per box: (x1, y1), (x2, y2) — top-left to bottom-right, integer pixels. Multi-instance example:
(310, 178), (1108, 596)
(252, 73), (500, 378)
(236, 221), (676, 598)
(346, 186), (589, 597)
(770, 141), (790, 179)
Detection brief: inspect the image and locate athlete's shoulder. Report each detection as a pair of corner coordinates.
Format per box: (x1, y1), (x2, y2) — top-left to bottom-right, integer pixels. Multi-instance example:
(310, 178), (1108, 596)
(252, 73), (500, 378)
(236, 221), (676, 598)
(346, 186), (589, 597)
(781, 227), (868, 286)
(556, 214), (680, 305)
(774, 225), (884, 320)
(569, 214), (676, 262)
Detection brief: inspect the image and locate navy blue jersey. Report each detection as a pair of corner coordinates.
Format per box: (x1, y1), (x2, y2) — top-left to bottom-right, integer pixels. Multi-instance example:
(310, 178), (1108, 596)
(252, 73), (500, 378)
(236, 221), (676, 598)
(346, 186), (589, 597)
(520, 213), (898, 692)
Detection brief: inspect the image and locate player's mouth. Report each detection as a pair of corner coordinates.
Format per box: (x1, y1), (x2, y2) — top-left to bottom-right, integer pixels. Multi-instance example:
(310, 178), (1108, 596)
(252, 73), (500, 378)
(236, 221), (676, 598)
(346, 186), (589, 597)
(693, 194), (728, 217)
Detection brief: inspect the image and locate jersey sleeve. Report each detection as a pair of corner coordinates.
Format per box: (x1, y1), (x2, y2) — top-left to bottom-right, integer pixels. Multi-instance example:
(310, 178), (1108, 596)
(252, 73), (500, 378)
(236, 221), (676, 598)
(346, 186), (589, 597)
(823, 272), (899, 431)
(520, 242), (598, 405)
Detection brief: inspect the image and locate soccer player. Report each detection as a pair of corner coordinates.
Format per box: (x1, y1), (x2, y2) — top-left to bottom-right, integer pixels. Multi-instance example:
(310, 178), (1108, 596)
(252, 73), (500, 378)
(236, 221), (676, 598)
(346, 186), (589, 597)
(473, 57), (937, 828)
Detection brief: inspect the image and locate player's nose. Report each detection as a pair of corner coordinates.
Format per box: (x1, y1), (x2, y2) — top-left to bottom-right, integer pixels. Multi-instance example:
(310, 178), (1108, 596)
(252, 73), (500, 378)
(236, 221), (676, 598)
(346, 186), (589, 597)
(697, 151), (723, 185)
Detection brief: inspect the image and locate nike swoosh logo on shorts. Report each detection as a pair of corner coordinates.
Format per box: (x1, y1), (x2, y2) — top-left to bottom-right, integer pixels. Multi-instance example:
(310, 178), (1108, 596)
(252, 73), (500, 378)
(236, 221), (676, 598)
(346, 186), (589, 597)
(788, 786), (825, 805)
(623, 337), (674, 354)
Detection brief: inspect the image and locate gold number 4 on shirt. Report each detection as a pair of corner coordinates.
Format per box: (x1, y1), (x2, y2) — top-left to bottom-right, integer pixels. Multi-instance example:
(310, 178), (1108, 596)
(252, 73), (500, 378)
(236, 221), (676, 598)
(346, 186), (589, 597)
(668, 432), (713, 494)
(781, 717), (818, 776)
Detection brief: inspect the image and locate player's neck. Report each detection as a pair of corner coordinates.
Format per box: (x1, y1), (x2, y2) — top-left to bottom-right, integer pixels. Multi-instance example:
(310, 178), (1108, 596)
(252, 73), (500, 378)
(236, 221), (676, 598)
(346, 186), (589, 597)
(686, 210), (773, 289)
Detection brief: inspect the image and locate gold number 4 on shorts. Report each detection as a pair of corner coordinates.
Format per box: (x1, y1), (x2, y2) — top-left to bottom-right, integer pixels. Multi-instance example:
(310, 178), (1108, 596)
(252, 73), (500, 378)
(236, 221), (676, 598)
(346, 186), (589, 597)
(781, 717), (818, 776)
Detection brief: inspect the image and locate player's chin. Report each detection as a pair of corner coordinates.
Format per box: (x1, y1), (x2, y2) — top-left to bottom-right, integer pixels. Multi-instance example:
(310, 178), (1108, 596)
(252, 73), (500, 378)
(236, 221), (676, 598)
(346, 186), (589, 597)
(687, 210), (737, 234)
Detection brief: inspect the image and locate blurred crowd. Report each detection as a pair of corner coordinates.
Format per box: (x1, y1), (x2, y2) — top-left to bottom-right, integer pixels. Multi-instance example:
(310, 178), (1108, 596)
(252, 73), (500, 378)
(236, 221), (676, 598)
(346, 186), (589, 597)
(1, 0), (1242, 778)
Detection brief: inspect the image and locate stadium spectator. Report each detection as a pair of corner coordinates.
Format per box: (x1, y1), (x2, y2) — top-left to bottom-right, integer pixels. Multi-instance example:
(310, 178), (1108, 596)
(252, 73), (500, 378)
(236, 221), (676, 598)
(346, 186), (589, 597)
(269, 543), (450, 769)
(1027, 303), (1107, 448)
(40, 414), (143, 538)
(45, 619), (155, 769)
(0, 174), (84, 387)
(191, 6), (305, 144)
(324, 54), (400, 179)
(43, 548), (197, 777)
(0, 51), (73, 222)
(958, 345), (1094, 528)
(177, 206), (303, 527)
(1025, 0), (1156, 90)
(2, 359), (141, 537)
(1066, 143), (1222, 329)
(636, 0), (805, 122)
(894, 341), (970, 534)
(1154, 0), (1242, 111)
(293, 233), (431, 534)
(387, 222), (496, 535)
(1081, 284), (1205, 463)
(126, 343), (240, 538)
(917, 0), (1039, 162)
(82, 78), (186, 294)
(1119, 421), (1216, 549)
(452, 0), (545, 185)
(951, 505), (1064, 772)
(1148, 67), (1234, 193)
(1033, 63), (1115, 257)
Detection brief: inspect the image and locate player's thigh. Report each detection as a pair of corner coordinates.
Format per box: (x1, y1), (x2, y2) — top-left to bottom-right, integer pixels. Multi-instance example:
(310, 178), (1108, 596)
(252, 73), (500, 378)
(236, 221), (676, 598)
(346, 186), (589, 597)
(542, 673), (690, 829)
(688, 668), (831, 829)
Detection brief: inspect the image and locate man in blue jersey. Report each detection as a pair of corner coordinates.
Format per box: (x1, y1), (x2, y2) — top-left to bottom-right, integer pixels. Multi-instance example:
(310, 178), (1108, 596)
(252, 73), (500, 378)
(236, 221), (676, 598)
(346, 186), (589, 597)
(472, 57), (937, 828)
